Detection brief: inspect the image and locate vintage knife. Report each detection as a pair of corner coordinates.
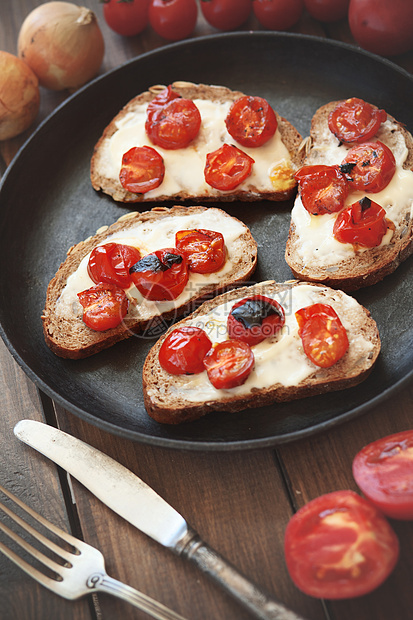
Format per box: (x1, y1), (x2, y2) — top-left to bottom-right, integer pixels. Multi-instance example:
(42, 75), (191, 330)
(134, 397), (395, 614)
(14, 419), (305, 620)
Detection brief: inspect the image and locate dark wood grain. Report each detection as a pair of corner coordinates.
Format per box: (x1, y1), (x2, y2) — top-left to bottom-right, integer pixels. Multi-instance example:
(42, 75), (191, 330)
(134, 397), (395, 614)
(1, 1), (413, 619)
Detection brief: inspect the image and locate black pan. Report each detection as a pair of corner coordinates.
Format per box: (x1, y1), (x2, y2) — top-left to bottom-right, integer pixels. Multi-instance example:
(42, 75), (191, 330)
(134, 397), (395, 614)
(0, 32), (412, 450)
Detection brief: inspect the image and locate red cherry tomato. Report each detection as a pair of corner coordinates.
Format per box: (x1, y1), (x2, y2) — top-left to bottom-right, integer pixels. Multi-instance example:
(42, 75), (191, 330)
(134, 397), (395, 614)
(253, 0), (304, 30)
(203, 340), (254, 389)
(146, 85), (181, 124)
(78, 283), (128, 331)
(328, 98), (387, 144)
(175, 229), (226, 274)
(130, 248), (189, 301)
(295, 303), (349, 368)
(284, 490), (399, 599)
(333, 197), (388, 247)
(159, 326), (212, 375)
(303, 0), (349, 22)
(225, 96), (278, 148)
(87, 243), (141, 289)
(340, 141), (396, 193)
(119, 146), (165, 194)
(227, 295), (285, 346)
(349, 0), (413, 57)
(204, 144), (254, 191)
(295, 165), (349, 215)
(103, 0), (150, 37)
(145, 98), (201, 150)
(353, 430), (413, 520)
(200, 0), (252, 31)
(148, 0), (198, 41)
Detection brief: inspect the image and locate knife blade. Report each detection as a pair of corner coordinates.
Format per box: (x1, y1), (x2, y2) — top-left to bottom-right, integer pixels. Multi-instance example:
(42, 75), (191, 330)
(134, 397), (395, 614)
(14, 419), (305, 620)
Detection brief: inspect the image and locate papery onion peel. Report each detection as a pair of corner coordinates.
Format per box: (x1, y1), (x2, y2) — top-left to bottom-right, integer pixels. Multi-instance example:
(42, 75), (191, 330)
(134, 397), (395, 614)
(0, 51), (40, 140)
(18, 1), (105, 91)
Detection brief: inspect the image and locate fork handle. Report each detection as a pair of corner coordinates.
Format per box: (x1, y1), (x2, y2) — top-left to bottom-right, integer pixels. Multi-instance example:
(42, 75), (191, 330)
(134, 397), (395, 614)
(175, 528), (306, 620)
(92, 574), (187, 620)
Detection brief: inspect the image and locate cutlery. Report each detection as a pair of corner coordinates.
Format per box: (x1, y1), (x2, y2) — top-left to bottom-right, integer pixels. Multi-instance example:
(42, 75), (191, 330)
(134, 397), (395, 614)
(14, 419), (306, 620)
(0, 483), (186, 619)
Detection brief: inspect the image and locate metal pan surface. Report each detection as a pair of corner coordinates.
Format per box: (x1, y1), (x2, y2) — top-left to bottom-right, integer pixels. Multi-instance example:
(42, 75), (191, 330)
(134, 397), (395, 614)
(0, 32), (412, 450)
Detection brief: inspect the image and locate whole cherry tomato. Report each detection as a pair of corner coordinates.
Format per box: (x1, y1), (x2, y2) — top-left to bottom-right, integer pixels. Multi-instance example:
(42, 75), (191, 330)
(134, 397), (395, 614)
(225, 96), (278, 148)
(200, 0), (252, 31)
(159, 326), (212, 374)
(175, 229), (226, 274)
(145, 98), (201, 150)
(253, 0), (304, 30)
(87, 243), (141, 289)
(349, 0), (413, 57)
(352, 430), (413, 520)
(204, 144), (254, 191)
(130, 248), (189, 300)
(295, 303), (349, 368)
(119, 146), (165, 194)
(284, 490), (399, 599)
(340, 141), (396, 193)
(328, 98), (387, 144)
(227, 295), (285, 346)
(303, 0), (349, 22)
(333, 197), (388, 247)
(203, 339), (254, 389)
(78, 283), (129, 331)
(295, 165), (349, 215)
(103, 0), (150, 37)
(148, 0), (198, 41)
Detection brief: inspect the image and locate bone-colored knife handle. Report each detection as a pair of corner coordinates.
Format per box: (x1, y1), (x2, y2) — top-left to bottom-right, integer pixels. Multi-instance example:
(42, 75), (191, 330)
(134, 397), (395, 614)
(175, 528), (306, 620)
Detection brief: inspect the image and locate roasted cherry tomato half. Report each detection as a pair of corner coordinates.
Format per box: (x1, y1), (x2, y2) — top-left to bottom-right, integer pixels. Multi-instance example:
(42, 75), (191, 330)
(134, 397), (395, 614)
(159, 326), (213, 375)
(203, 339), (254, 390)
(204, 144), (254, 191)
(284, 490), (399, 599)
(353, 430), (413, 520)
(227, 295), (285, 346)
(333, 197), (388, 248)
(119, 146), (165, 194)
(295, 303), (349, 368)
(340, 141), (396, 193)
(328, 97), (387, 144)
(295, 165), (349, 215)
(225, 96), (278, 148)
(175, 228), (226, 274)
(146, 85), (181, 123)
(129, 248), (189, 301)
(145, 97), (201, 150)
(87, 243), (141, 289)
(77, 283), (128, 331)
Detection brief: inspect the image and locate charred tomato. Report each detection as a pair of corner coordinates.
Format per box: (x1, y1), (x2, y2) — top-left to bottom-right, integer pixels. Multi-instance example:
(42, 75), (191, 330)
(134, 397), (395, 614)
(227, 295), (285, 346)
(340, 141), (396, 193)
(295, 165), (349, 215)
(333, 197), (388, 247)
(225, 96), (278, 148)
(130, 248), (189, 300)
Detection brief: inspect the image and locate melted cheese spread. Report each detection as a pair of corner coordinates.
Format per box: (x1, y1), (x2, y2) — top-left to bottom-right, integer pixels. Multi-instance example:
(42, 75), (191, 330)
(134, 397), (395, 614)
(163, 284), (374, 401)
(98, 99), (294, 198)
(291, 120), (413, 267)
(55, 209), (250, 321)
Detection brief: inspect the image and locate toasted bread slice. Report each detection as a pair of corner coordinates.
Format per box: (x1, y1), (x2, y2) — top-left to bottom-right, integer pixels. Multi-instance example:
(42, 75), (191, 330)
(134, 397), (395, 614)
(42, 206), (258, 359)
(285, 100), (413, 291)
(90, 81), (304, 204)
(143, 280), (380, 424)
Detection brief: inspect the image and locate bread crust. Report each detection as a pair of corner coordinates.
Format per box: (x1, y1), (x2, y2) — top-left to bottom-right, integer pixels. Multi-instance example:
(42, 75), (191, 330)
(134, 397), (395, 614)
(90, 81), (304, 203)
(42, 206), (258, 359)
(285, 100), (413, 291)
(143, 281), (381, 424)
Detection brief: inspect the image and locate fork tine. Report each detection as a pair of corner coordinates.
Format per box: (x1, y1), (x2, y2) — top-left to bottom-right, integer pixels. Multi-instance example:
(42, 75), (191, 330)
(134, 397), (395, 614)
(0, 483), (81, 554)
(0, 494), (75, 566)
(0, 529), (63, 589)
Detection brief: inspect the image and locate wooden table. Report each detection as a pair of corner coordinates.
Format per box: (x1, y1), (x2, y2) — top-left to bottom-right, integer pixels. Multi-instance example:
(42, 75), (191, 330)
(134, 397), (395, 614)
(1, 3), (412, 619)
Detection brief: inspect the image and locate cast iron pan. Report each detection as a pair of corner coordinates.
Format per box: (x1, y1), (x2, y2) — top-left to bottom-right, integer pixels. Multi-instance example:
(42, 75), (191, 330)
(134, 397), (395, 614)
(0, 32), (412, 450)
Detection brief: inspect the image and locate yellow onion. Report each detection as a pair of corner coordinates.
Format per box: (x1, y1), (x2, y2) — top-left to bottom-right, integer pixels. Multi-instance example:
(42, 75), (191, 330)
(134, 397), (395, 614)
(0, 51), (40, 140)
(18, 1), (105, 91)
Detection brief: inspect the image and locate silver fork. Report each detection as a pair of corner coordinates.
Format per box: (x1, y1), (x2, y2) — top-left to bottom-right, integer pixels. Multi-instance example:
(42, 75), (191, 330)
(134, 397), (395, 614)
(0, 483), (186, 620)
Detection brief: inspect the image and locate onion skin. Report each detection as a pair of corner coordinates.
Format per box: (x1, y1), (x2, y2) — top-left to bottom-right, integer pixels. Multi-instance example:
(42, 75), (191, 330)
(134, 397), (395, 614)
(18, 1), (105, 91)
(0, 51), (40, 140)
